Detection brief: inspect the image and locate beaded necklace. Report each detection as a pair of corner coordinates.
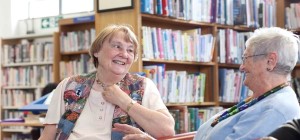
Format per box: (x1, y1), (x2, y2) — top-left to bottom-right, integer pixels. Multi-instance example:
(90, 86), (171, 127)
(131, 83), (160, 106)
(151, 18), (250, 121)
(96, 74), (122, 88)
(211, 82), (288, 127)
(96, 79), (106, 88)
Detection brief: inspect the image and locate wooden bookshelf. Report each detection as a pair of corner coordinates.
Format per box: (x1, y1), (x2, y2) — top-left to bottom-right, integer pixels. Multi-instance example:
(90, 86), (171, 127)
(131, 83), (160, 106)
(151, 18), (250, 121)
(0, 33), (59, 138)
(55, 15), (96, 81)
(93, 0), (292, 134)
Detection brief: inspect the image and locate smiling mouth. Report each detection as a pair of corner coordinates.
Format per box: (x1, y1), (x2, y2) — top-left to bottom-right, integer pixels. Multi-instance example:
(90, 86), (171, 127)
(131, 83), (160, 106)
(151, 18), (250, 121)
(113, 60), (125, 65)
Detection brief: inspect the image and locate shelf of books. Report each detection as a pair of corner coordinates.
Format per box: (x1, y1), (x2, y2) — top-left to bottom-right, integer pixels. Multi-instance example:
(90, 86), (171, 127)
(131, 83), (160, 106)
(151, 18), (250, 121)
(57, 15), (96, 80)
(92, 0), (284, 134)
(284, 1), (300, 104)
(140, 2), (221, 133)
(0, 33), (58, 139)
(141, 0), (280, 134)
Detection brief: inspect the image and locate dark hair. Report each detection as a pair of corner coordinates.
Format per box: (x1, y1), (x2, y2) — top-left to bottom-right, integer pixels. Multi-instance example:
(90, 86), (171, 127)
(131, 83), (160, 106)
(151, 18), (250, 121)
(41, 83), (58, 96)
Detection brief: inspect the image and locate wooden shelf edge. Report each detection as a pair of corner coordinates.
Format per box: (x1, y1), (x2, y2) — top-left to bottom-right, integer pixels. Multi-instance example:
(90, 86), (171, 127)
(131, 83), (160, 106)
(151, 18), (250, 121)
(219, 102), (237, 106)
(141, 13), (214, 27)
(61, 50), (89, 55)
(218, 63), (241, 68)
(0, 122), (43, 127)
(2, 61), (53, 67)
(143, 59), (216, 66)
(59, 15), (95, 26)
(1, 33), (53, 40)
(166, 102), (216, 107)
(2, 85), (44, 89)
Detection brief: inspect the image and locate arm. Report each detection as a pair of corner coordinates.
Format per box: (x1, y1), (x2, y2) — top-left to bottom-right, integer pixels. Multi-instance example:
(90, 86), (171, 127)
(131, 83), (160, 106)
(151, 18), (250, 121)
(125, 103), (175, 138)
(39, 78), (68, 139)
(103, 78), (175, 138)
(39, 124), (57, 140)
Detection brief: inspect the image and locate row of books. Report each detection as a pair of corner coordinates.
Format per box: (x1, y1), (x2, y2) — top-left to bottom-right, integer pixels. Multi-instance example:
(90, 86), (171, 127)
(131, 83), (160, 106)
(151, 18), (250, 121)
(143, 64), (206, 103)
(285, 2), (300, 30)
(169, 106), (223, 133)
(60, 28), (96, 53)
(3, 133), (32, 140)
(219, 68), (250, 102)
(141, 0), (276, 27)
(1, 89), (35, 108)
(59, 54), (95, 79)
(142, 26), (214, 62)
(2, 65), (53, 87)
(217, 29), (253, 64)
(2, 110), (24, 120)
(1, 41), (53, 64)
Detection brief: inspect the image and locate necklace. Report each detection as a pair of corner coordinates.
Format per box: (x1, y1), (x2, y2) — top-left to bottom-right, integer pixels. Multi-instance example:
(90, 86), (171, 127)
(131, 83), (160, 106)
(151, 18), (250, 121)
(211, 82), (288, 127)
(96, 79), (106, 88)
(95, 75), (122, 88)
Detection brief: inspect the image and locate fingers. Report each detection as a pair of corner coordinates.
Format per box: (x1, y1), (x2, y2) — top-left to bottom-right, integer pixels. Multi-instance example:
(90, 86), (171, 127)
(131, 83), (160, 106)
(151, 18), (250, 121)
(113, 123), (143, 134)
(123, 134), (154, 140)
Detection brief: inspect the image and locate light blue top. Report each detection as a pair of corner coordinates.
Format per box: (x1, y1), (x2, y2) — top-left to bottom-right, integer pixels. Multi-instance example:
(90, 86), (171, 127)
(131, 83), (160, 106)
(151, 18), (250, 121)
(194, 86), (300, 140)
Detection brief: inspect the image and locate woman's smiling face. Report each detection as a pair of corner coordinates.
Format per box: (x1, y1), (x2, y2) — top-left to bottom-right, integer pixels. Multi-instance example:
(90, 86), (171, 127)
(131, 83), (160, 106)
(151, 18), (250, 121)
(240, 47), (267, 90)
(94, 31), (135, 76)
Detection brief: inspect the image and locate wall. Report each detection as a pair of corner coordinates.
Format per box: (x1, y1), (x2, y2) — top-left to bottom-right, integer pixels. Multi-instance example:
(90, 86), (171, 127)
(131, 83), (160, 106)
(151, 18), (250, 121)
(0, 0), (12, 37)
(0, 0), (94, 38)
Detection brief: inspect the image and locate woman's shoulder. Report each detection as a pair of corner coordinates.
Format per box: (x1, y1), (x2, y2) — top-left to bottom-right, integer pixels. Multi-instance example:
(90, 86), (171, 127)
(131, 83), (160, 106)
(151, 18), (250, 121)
(124, 73), (146, 82)
(260, 89), (300, 118)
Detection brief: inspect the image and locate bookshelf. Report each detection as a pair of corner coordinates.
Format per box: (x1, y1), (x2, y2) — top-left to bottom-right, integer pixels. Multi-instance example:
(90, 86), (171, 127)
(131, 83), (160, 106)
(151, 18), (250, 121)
(93, 0), (293, 134)
(0, 33), (59, 139)
(56, 15), (96, 80)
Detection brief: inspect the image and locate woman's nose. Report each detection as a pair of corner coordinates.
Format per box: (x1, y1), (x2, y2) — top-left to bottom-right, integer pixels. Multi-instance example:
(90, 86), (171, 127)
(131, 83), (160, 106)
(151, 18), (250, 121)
(239, 64), (245, 72)
(119, 49), (129, 58)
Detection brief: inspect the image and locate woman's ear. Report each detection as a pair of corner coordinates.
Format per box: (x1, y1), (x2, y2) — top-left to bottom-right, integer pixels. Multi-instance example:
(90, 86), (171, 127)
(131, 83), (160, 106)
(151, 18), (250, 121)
(94, 52), (99, 57)
(267, 52), (277, 69)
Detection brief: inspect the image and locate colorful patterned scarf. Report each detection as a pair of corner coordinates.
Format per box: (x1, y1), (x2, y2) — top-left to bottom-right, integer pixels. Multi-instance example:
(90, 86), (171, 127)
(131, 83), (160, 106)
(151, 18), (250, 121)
(56, 71), (145, 140)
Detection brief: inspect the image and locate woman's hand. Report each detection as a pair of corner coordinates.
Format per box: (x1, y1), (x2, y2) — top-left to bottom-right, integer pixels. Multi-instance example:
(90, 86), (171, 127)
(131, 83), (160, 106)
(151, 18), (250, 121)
(112, 123), (155, 140)
(112, 123), (143, 135)
(102, 84), (131, 106)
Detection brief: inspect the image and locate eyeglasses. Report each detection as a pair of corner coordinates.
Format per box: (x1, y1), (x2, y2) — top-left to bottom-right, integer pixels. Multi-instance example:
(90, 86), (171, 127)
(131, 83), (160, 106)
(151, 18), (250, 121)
(241, 54), (267, 64)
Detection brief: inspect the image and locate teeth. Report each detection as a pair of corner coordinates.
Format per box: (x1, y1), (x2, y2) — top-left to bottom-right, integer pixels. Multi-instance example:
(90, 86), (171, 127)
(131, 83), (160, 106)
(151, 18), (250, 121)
(113, 60), (125, 65)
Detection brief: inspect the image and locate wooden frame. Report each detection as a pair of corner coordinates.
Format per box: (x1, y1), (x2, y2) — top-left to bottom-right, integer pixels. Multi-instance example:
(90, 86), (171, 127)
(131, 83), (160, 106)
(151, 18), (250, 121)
(97, 0), (133, 13)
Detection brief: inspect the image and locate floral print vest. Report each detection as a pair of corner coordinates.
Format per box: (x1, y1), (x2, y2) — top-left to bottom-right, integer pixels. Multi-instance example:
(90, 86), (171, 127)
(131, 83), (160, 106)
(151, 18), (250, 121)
(56, 71), (145, 140)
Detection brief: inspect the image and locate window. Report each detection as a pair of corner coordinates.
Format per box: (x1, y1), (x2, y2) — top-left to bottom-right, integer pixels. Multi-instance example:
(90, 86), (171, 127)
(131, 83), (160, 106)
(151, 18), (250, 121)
(11, 0), (94, 20)
(29, 0), (59, 18)
(61, 0), (93, 14)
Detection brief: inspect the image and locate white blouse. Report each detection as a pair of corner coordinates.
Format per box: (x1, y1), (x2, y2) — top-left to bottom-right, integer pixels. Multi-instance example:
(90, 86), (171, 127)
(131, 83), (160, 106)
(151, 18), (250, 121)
(44, 77), (167, 140)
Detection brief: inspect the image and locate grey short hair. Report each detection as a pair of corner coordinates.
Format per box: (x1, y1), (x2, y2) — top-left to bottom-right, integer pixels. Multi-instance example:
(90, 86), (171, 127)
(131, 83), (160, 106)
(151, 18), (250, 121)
(245, 27), (300, 75)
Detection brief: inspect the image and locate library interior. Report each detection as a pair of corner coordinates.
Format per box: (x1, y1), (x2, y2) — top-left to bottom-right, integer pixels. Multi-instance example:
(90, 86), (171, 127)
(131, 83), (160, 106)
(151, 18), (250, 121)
(1, 0), (300, 140)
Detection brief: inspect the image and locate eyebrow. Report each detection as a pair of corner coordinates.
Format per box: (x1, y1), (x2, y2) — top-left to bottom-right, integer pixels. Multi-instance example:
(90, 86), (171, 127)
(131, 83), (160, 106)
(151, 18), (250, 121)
(110, 40), (134, 48)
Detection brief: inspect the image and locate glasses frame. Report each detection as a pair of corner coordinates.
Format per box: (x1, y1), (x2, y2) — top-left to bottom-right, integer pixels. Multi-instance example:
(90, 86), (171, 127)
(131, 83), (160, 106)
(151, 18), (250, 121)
(241, 54), (267, 64)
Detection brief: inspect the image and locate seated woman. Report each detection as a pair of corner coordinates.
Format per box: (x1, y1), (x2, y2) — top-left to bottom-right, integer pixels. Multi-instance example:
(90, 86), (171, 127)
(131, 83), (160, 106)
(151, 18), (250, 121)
(194, 27), (300, 140)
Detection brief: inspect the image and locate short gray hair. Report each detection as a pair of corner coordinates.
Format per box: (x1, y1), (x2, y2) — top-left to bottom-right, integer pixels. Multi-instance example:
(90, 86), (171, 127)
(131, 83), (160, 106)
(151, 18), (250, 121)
(245, 27), (299, 75)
